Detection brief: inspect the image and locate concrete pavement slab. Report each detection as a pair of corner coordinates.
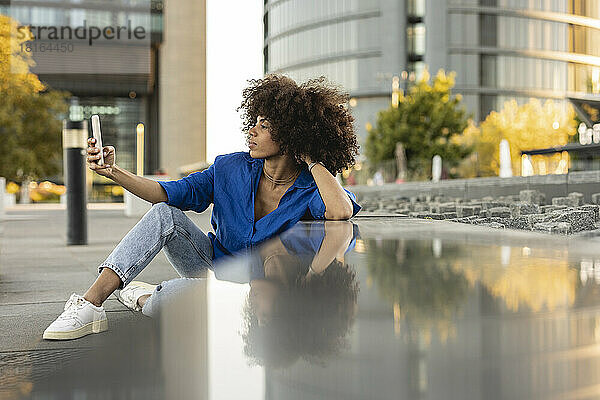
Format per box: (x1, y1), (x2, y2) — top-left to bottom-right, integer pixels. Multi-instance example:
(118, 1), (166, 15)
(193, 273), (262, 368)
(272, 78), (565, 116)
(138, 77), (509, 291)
(0, 205), (212, 355)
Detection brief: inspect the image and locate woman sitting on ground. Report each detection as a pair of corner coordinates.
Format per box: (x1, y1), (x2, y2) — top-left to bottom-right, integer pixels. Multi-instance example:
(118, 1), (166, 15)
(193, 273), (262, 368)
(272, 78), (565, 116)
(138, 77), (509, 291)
(43, 74), (362, 340)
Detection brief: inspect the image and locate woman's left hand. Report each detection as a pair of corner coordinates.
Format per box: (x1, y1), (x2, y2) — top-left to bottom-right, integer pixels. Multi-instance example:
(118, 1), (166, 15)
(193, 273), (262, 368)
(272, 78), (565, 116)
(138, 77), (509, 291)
(300, 154), (314, 165)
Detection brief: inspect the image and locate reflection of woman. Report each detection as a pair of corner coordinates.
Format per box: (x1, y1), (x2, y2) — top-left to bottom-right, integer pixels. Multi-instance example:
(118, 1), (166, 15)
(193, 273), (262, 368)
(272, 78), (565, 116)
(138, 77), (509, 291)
(43, 74), (361, 340)
(240, 222), (360, 368)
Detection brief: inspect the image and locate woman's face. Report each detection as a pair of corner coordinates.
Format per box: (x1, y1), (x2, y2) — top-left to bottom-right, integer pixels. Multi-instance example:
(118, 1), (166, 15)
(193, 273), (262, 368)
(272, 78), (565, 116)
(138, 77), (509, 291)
(248, 115), (281, 158)
(249, 279), (280, 326)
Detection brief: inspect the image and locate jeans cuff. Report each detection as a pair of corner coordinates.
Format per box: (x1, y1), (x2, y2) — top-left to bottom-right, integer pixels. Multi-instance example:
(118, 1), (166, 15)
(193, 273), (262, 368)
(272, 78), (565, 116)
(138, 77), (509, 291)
(98, 262), (127, 289)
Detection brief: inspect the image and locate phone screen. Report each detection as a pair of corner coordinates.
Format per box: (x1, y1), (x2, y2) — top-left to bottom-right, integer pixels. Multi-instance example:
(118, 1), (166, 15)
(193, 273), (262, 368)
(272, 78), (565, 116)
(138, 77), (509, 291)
(91, 115), (104, 166)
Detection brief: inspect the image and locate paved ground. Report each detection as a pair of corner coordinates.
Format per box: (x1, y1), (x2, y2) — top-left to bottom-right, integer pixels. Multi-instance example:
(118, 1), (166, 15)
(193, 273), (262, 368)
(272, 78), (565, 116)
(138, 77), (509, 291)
(0, 204), (212, 396)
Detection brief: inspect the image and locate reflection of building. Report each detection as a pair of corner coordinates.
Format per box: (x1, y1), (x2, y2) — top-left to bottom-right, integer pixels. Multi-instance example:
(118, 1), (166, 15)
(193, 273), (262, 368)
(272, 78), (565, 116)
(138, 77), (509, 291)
(263, 0), (600, 144)
(1, 0), (206, 188)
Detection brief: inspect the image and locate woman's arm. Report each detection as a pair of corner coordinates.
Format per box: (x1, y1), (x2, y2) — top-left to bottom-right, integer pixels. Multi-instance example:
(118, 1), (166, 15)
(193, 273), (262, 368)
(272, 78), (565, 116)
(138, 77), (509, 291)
(308, 221), (354, 275)
(304, 157), (353, 220)
(109, 165), (168, 204)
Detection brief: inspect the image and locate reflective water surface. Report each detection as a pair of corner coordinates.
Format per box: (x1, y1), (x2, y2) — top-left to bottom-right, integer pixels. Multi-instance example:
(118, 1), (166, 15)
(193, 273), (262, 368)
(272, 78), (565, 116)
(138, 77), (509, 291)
(22, 219), (600, 399)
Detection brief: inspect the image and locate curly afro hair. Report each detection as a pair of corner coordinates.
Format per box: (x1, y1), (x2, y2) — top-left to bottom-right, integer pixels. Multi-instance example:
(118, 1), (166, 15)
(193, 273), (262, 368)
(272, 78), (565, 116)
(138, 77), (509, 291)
(236, 74), (360, 174)
(242, 259), (359, 369)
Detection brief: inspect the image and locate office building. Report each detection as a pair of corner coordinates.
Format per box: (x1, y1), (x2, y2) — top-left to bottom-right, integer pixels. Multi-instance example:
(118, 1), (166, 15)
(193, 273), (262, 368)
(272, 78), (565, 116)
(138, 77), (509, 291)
(1, 0), (206, 185)
(263, 0), (600, 144)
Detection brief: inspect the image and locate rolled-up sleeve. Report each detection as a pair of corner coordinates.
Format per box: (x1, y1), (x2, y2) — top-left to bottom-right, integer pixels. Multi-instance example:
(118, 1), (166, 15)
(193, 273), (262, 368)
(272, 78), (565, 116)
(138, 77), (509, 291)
(307, 188), (361, 220)
(157, 163), (215, 212)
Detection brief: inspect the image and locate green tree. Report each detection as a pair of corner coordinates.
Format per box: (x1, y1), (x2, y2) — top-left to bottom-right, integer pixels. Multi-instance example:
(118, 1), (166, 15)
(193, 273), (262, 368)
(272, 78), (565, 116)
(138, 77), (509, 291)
(365, 238), (470, 341)
(365, 69), (471, 179)
(0, 15), (69, 183)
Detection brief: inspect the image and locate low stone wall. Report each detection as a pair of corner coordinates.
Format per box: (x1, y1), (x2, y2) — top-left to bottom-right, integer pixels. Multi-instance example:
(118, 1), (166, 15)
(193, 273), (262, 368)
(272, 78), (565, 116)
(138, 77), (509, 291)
(357, 189), (600, 235)
(351, 173), (600, 235)
(350, 171), (600, 203)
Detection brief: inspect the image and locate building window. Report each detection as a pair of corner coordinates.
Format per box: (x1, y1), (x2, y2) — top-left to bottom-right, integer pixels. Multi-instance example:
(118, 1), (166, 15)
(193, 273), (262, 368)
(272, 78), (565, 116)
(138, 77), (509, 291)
(480, 55), (496, 87)
(480, 14), (497, 47)
(480, 94), (496, 120)
(406, 1), (425, 74)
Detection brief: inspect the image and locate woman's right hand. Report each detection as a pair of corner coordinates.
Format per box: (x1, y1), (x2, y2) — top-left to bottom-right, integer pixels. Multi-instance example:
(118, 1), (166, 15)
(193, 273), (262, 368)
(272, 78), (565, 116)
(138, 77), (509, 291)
(87, 137), (116, 178)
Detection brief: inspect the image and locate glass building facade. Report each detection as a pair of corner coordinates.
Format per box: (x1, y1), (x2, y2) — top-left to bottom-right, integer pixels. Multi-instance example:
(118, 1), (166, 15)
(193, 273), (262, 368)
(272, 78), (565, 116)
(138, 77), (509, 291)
(448, 0), (600, 120)
(264, 0), (397, 147)
(264, 0), (600, 144)
(0, 0), (163, 198)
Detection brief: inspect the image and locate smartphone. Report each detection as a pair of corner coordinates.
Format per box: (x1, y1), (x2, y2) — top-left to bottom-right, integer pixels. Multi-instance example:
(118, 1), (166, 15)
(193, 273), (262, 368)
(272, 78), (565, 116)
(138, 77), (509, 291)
(91, 114), (104, 166)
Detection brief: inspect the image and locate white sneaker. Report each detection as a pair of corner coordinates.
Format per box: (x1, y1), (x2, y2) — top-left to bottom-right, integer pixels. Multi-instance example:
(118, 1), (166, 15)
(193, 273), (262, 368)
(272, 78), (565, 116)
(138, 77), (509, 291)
(115, 281), (157, 312)
(43, 294), (108, 340)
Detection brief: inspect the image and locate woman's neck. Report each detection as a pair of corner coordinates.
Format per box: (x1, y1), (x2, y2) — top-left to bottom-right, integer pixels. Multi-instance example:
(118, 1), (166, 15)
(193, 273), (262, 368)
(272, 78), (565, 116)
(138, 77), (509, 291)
(263, 154), (301, 182)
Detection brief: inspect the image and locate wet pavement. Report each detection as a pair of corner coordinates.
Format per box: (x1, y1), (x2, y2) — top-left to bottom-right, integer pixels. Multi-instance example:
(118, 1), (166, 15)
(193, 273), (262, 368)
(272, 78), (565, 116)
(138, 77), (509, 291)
(3, 208), (600, 399)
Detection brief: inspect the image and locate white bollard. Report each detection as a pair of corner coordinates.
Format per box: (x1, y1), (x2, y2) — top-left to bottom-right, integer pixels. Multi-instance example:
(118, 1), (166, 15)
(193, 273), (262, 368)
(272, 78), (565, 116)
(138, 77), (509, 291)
(4, 193), (15, 208)
(0, 177), (5, 221)
(432, 155), (442, 182)
(499, 139), (513, 178)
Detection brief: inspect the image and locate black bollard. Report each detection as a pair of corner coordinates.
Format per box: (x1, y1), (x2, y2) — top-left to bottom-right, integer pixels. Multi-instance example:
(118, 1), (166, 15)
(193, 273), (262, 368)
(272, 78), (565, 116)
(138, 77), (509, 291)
(63, 119), (88, 245)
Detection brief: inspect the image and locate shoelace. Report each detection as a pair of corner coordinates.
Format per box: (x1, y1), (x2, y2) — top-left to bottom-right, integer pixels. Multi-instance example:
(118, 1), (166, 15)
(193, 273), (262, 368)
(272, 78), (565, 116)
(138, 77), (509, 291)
(58, 295), (85, 320)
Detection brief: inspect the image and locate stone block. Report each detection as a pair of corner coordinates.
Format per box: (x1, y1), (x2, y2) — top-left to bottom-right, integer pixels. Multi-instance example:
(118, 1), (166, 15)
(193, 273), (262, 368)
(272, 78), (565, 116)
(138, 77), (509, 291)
(456, 205), (475, 217)
(541, 205), (569, 214)
(428, 202), (441, 213)
(547, 210), (595, 233)
(526, 214), (547, 225)
(482, 222), (505, 229)
(592, 193), (600, 205)
(509, 202), (540, 217)
(488, 207), (511, 218)
(506, 216), (533, 231)
(409, 212), (444, 220)
(568, 192), (584, 206)
(533, 222), (572, 235)
(552, 197), (571, 206)
(488, 217), (508, 224)
(519, 190), (545, 205)
(413, 204), (429, 212)
(426, 213), (445, 220)
(579, 205), (600, 222)
(438, 202), (457, 213)
(482, 201), (508, 210)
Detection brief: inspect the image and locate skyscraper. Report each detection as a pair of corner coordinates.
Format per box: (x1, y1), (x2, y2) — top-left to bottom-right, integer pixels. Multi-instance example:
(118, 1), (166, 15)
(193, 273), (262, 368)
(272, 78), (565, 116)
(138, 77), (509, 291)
(263, 0), (600, 144)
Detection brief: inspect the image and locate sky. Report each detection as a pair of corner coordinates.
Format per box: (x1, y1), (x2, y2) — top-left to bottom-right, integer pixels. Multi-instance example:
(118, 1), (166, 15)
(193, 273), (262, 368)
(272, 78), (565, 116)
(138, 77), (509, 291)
(206, 0), (264, 163)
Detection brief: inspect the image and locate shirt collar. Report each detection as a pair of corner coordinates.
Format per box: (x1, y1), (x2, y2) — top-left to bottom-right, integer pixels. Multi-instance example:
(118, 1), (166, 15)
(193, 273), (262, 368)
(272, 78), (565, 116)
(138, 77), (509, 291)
(247, 153), (315, 189)
(293, 167), (315, 188)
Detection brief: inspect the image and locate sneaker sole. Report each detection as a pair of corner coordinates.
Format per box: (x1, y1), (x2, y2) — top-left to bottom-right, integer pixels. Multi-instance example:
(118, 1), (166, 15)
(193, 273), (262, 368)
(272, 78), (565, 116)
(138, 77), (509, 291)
(43, 318), (108, 340)
(116, 281), (157, 311)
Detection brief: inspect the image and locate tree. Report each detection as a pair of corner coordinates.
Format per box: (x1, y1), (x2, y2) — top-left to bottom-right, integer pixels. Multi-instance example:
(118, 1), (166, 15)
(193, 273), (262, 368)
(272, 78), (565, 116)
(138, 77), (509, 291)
(456, 98), (577, 177)
(0, 15), (69, 183)
(365, 69), (472, 180)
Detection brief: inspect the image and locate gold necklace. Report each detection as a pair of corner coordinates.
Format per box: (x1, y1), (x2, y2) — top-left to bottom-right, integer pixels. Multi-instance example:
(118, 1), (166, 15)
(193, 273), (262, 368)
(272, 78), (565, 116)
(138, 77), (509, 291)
(262, 165), (300, 185)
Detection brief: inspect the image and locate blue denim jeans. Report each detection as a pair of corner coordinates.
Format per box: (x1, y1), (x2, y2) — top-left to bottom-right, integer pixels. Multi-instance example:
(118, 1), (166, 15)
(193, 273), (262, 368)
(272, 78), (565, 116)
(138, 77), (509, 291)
(98, 202), (213, 316)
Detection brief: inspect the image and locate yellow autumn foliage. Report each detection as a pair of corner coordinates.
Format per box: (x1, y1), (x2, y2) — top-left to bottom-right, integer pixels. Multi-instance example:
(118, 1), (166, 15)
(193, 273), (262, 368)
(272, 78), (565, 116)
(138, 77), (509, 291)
(450, 247), (577, 312)
(456, 98), (577, 176)
(0, 14), (45, 93)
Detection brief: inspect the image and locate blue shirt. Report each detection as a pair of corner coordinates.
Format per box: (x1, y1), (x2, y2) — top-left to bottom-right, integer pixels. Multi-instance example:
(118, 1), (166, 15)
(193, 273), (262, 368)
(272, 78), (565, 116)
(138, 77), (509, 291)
(157, 152), (361, 260)
(211, 221), (361, 284)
